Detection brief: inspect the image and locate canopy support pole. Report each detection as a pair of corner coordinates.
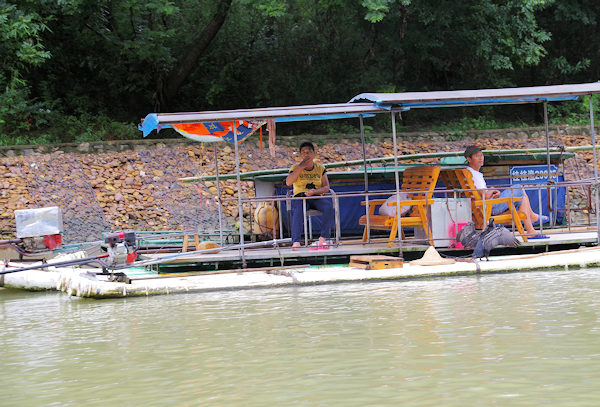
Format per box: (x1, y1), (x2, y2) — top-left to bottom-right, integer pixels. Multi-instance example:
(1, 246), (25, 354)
(543, 101), (552, 229)
(233, 121), (247, 268)
(544, 101), (552, 177)
(360, 115), (369, 192)
(360, 114), (371, 242)
(589, 95), (600, 244)
(215, 146), (224, 246)
(391, 112), (403, 257)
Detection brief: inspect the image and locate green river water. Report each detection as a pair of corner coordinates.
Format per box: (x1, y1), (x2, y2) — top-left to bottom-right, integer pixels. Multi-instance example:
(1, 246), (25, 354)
(2, 268), (600, 406)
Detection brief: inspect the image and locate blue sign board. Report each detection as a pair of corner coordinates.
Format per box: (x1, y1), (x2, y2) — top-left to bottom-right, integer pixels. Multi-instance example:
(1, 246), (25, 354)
(502, 164), (564, 223)
(510, 165), (559, 184)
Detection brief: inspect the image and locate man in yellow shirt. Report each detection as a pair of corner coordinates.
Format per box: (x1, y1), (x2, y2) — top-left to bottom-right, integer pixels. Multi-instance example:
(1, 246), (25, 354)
(286, 142), (334, 248)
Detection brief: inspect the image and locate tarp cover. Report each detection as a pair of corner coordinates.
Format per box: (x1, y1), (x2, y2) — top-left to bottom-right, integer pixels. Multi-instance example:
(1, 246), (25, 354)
(169, 120), (265, 143)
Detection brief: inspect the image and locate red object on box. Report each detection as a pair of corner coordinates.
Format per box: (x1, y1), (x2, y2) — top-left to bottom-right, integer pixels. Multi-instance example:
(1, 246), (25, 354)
(448, 222), (468, 248)
(44, 234), (62, 250)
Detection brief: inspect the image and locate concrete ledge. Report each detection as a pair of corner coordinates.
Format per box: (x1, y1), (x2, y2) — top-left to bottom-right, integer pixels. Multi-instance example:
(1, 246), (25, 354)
(2, 125), (597, 157)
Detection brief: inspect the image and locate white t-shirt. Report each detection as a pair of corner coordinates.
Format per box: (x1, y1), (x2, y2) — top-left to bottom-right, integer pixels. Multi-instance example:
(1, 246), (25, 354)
(466, 166), (486, 189)
(378, 193), (412, 217)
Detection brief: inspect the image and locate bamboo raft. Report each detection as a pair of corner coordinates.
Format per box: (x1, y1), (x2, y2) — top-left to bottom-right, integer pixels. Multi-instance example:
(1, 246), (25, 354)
(2, 231), (600, 298)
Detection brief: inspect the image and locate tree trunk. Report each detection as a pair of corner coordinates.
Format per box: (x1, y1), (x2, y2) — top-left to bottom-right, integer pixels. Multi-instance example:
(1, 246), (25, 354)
(157, 0), (233, 110)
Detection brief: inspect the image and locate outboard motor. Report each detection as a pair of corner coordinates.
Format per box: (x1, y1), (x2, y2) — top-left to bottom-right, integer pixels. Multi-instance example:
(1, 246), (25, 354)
(104, 231), (137, 266)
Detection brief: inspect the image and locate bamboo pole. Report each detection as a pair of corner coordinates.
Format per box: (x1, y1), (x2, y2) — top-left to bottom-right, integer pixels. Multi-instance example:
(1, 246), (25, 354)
(589, 95), (600, 244)
(128, 264), (311, 281)
(116, 238), (292, 269)
(391, 112), (403, 257)
(360, 114), (371, 242)
(233, 122), (247, 268)
(215, 145), (224, 245)
(543, 101), (552, 230)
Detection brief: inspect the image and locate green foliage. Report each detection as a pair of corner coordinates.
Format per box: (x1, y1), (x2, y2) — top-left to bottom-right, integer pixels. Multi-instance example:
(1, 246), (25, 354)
(0, 113), (139, 145)
(48, 114), (140, 143)
(324, 122), (360, 135)
(364, 135), (377, 144)
(552, 56), (590, 76)
(0, 1), (51, 137)
(445, 131), (465, 142)
(362, 0), (394, 22)
(0, 0), (599, 145)
(0, 78), (33, 134)
(244, 0), (288, 17)
(0, 2), (50, 68)
(547, 96), (600, 126)
(459, 116), (499, 130)
(428, 116), (526, 134)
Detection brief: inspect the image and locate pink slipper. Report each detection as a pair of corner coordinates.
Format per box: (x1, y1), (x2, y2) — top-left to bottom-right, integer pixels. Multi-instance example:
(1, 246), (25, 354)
(309, 241), (330, 251)
(309, 242), (321, 251)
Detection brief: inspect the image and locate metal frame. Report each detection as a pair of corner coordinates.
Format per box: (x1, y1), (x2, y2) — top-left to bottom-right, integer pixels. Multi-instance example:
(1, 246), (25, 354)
(139, 82), (600, 261)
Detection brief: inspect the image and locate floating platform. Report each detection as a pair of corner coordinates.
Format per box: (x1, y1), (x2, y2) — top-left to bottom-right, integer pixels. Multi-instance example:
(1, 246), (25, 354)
(2, 235), (600, 299)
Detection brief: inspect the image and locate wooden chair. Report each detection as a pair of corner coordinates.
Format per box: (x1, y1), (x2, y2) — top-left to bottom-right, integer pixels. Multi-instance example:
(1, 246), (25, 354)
(444, 168), (528, 242)
(359, 166), (441, 247)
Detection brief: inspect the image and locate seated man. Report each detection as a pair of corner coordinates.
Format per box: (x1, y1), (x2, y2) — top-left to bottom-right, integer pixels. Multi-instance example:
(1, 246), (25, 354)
(285, 142), (334, 249)
(464, 145), (548, 236)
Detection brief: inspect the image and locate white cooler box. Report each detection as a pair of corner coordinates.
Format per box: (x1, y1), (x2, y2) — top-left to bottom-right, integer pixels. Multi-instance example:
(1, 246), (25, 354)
(15, 206), (63, 238)
(415, 198), (472, 247)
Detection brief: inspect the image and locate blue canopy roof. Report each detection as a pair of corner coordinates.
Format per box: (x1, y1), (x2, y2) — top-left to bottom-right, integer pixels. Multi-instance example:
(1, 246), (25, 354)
(348, 82), (600, 110)
(139, 103), (381, 138)
(140, 82), (600, 139)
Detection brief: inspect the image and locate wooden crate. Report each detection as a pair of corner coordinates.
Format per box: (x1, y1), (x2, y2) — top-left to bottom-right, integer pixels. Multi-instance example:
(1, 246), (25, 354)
(349, 255), (403, 270)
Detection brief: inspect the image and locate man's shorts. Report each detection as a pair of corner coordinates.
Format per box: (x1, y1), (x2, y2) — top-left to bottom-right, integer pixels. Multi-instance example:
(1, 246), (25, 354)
(491, 188), (524, 216)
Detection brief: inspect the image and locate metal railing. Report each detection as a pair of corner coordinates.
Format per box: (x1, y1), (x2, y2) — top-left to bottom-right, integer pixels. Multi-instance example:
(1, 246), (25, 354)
(215, 177), (600, 249)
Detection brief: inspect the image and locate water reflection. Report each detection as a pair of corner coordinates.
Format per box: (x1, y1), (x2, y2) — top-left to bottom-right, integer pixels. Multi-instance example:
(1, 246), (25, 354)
(2, 269), (600, 406)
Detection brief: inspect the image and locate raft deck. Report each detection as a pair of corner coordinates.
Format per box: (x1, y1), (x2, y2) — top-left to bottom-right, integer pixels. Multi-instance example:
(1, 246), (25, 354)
(138, 227), (598, 268)
(2, 229), (599, 298)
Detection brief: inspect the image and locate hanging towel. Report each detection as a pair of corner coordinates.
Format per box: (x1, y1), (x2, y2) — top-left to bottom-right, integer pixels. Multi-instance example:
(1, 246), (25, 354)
(267, 119), (276, 157)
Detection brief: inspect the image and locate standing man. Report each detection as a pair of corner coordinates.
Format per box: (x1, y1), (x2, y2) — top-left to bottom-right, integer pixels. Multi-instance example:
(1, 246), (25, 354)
(464, 145), (548, 236)
(286, 142), (334, 249)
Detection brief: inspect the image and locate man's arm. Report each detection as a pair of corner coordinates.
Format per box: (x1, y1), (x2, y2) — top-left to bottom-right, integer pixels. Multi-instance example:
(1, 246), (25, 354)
(305, 172), (330, 196)
(484, 189), (500, 199)
(285, 166), (302, 186)
(285, 158), (312, 186)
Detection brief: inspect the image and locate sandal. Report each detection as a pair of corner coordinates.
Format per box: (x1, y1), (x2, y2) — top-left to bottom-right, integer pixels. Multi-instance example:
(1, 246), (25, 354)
(529, 234), (549, 239)
(309, 242), (322, 251)
(532, 215), (549, 226)
(309, 241), (330, 251)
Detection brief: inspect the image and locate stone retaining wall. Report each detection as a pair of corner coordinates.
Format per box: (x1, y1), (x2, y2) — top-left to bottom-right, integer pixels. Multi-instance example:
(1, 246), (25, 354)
(1, 126), (598, 243)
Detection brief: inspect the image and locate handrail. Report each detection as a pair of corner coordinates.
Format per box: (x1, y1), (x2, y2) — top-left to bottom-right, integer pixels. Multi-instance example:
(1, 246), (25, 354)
(233, 179), (597, 245)
(225, 178), (596, 204)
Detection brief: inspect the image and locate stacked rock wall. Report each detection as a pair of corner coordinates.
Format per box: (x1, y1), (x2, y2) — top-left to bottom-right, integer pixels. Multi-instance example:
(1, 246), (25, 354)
(1, 129), (598, 242)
